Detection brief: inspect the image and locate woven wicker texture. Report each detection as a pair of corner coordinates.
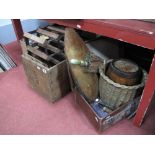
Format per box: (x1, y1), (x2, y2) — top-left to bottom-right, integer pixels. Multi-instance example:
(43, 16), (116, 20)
(99, 68), (147, 110)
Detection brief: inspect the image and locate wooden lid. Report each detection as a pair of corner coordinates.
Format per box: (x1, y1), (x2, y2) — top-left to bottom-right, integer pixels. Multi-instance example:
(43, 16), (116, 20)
(111, 59), (141, 79)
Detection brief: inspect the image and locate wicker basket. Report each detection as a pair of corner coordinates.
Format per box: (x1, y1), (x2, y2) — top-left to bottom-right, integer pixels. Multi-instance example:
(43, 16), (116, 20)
(99, 67), (147, 110)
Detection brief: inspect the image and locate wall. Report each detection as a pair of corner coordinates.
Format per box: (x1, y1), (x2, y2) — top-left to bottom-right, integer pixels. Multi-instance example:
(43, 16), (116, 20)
(0, 19), (48, 44)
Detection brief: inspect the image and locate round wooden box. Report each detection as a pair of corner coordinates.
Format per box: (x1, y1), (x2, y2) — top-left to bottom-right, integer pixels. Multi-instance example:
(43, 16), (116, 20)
(106, 59), (142, 86)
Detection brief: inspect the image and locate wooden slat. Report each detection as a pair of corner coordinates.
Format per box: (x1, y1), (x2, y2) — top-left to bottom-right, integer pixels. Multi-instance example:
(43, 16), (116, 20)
(27, 46), (48, 60)
(47, 26), (65, 33)
(27, 45), (62, 64)
(24, 32), (46, 44)
(20, 40), (27, 54)
(38, 43), (62, 53)
(37, 28), (59, 40)
(47, 55), (60, 64)
(47, 44), (62, 53)
(59, 40), (64, 45)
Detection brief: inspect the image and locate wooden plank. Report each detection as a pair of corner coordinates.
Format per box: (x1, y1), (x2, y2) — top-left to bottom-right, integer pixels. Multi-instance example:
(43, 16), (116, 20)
(38, 43), (62, 53)
(24, 32), (46, 44)
(20, 40), (27, 54)
(47, 44), (62, 53)
(37, 28), (59, 40)
(27, 46), (48, 60)
(59, 40), (64, 45)
(47, 56), (60, 64)
(27, 45), (62, 64)
(47, 25), (65, 33)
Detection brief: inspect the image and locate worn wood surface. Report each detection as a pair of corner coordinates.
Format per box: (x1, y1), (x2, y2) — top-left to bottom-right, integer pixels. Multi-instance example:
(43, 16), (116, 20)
(20, 40), (27, 54)
(24, 32), (47, 44)
(38, 43), (62, 53)
(47, 26), (65, 33)
(37, 28), (59, 40)
(22, 53), (70, 102)
(21, 26), (70, 102)
(74, 88), (139, 132)
(27, 45), (48, 60)
(106, 60), (142, 86)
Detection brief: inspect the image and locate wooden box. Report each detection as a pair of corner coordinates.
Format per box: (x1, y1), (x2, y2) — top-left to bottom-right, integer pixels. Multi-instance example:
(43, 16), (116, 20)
(21, 26), (70, 102)
(74, 89), (139, 132)
(68, 64), (140, 132)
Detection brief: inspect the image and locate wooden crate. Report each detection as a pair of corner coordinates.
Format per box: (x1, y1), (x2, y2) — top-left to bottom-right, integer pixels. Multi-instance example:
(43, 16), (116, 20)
(74, 89), (140, 132)
(21, 26), (70, 102)
(67, 62), (140, 132)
